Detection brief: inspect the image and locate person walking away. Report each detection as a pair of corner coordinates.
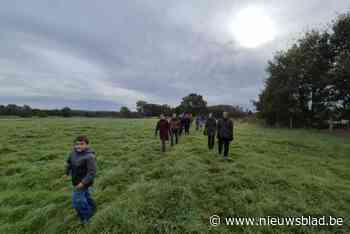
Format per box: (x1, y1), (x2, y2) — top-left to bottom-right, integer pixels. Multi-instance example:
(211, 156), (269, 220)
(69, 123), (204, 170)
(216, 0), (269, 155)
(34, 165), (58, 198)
(179, 113), (186, 136)
(217, 112), (234, 159)
(178, 113), (182, 136)
(204, 113), (217, 150)
(169, 113), (181, 146)
(155, 114), (170, 152)
(195, 116), (200, 131)
(184, 113), (191, 135)
(189, 113), (193, 123)
(64, 136), (97, 224)
(199, 115), (205, 130)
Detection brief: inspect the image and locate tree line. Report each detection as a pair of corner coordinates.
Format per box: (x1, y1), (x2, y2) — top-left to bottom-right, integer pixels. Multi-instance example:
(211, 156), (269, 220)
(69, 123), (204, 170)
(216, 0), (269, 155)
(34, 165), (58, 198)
(1, 93), (251, 118)
(136, 93), (251, 118)
(255, 12), (350, 128)
(0, 104), (142, 118)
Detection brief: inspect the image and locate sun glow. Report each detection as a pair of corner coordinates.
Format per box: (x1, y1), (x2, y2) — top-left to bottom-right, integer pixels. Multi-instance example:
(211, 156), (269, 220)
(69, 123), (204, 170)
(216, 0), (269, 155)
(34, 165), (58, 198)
(229, 6), (277, 48)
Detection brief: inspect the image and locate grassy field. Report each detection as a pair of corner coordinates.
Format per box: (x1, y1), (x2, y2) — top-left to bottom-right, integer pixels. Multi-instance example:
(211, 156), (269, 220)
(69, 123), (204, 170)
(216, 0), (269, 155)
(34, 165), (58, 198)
(0, 118), (349, 234)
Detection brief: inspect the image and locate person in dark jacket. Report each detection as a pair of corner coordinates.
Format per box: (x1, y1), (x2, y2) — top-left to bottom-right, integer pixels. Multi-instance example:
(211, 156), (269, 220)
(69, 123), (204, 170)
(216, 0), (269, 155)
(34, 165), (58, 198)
(155, 114), (170, 152)
(217, 112), (234, 158)
(64, 135), (97, 224)
(184, 113), (191, 135)
(204, 113), (217, 150)
(169, 113), (181, 146)
(179, 113), (186, 136)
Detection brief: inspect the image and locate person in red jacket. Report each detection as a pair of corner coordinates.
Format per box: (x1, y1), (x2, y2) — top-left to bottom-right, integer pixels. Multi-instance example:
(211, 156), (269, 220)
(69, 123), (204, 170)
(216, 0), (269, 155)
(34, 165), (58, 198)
(155, 114), (170, 152)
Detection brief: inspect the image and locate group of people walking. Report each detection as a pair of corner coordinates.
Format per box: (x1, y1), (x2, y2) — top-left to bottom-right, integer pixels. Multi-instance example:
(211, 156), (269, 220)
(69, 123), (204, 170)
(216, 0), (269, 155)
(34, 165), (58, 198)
(155, 111), (234, 158)
(64, 111), (234, 225)
(155, 113), (192, 152)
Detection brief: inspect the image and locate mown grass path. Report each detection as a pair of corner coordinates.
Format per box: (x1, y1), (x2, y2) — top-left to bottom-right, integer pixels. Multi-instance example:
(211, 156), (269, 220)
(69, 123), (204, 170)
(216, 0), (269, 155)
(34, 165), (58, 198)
(0, 118), (349, 233)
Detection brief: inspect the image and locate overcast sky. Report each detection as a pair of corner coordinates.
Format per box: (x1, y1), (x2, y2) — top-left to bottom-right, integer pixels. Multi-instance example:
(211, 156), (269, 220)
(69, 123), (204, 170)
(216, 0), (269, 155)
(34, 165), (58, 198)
(1, 1), (349, 110)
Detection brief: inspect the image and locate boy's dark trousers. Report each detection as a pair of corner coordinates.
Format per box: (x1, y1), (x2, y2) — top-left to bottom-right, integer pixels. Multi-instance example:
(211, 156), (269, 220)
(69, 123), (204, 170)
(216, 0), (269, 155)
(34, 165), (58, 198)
(170, 129), (179, 146)
(208, 132), (215, 149)
(72, 187), (96, 222)
(218, 138), (230, 157)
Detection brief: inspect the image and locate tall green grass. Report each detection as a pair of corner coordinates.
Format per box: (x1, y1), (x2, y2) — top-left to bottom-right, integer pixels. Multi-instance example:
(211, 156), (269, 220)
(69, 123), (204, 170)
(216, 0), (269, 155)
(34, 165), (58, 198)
(0, 118), (349, 233)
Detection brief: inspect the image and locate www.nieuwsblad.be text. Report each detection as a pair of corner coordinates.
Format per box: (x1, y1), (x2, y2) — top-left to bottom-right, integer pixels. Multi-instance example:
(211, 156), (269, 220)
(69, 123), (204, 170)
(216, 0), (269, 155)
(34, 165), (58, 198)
(209, 215), (344, 227)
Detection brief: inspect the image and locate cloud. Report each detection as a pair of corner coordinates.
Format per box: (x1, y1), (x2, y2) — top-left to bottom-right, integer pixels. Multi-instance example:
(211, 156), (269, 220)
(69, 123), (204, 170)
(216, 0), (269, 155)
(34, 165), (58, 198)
(0, 0), (349, 110)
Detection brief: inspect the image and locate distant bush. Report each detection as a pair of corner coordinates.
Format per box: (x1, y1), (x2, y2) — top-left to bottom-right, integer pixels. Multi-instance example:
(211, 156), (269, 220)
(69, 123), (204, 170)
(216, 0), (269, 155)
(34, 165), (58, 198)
(37, 111), (48, 118)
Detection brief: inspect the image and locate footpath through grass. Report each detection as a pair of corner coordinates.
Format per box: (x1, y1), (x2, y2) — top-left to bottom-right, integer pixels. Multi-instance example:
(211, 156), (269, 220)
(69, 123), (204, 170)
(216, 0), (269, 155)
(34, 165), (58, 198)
(0, 118), (349, 234)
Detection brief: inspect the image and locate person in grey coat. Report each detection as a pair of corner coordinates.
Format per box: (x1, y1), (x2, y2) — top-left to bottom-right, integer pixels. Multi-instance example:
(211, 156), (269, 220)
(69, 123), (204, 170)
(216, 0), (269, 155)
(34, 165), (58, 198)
(64, 136), (97, 224)
(217, 112), (234, 158)
(204, 113), (217, 150)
